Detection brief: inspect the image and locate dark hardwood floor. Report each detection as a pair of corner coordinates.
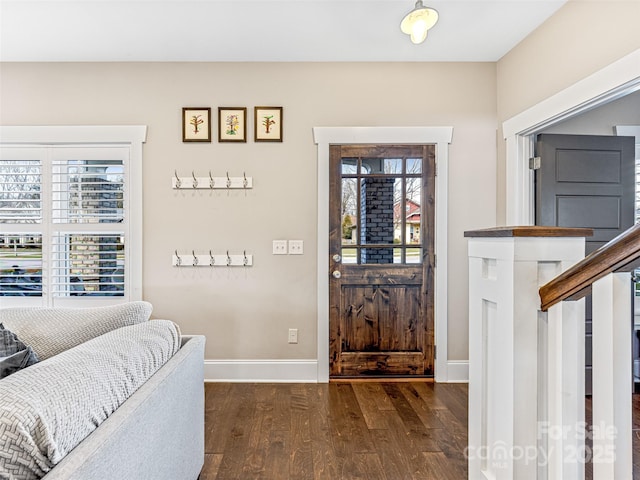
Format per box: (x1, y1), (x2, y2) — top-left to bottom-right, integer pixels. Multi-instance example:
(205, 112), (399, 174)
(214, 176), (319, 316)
(201, 382), (468, 480)
(201, 383), (640, 479)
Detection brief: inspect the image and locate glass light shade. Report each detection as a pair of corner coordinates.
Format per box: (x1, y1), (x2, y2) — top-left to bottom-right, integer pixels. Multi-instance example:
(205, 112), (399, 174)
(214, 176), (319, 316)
(410, 19), (428, 44)
(400, 1), (439, 45)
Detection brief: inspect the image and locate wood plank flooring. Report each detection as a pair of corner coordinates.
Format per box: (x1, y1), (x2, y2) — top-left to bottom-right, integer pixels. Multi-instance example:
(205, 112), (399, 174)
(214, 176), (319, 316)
(201, 383), (640, 479)
(200, 382), (468, 480)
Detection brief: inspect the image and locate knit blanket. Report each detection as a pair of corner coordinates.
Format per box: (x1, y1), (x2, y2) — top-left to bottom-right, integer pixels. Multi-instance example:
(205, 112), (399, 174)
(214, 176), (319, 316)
(0, 320), (181, 480)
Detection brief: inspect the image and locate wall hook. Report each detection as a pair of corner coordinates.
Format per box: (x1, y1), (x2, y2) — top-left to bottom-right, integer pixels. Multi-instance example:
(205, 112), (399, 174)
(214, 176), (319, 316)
(172, 250), (252, 267)
(172, 172), (252, 190)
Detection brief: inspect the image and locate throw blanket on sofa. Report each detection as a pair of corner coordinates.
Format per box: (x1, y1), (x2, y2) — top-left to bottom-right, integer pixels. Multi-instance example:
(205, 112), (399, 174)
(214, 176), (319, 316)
(0, 320), (181, 480)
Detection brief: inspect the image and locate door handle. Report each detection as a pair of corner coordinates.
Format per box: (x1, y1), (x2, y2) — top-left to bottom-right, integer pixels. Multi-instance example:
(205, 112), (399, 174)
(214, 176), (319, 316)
(332, 270), (341, 279)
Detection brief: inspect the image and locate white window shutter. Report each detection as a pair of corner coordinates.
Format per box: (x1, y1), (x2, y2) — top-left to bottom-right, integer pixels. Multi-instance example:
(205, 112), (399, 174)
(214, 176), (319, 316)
(1, 142), (138, 305)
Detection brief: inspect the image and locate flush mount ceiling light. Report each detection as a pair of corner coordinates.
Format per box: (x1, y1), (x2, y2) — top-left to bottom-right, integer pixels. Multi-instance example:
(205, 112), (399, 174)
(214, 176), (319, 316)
(400, 0), (439, 45)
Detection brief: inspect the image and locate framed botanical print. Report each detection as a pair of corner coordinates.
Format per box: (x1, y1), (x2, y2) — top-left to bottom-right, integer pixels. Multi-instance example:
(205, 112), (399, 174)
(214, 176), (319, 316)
(254, 106), (283, 142)
(182, 107), (211, 142)
(218, 107), (247, 142)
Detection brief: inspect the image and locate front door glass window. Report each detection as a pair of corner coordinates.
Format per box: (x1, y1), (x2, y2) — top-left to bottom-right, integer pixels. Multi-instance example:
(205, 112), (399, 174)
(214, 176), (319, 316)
(340, 156), (423, 265)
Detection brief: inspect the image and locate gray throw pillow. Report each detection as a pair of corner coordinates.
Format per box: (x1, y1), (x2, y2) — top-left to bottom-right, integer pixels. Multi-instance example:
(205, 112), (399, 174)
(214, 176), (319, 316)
(0, 301), (153, 360)
(0, 324), (39, 379)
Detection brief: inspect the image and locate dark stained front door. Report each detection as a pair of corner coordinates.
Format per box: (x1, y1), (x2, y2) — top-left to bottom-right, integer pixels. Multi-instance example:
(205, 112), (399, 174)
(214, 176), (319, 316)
(329, 145), (435, 377)
(535, 133), (635, 393)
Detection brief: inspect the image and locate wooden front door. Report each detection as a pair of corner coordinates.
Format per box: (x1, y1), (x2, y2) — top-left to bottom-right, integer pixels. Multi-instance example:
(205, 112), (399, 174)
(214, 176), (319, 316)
(329, 145), (435, 377)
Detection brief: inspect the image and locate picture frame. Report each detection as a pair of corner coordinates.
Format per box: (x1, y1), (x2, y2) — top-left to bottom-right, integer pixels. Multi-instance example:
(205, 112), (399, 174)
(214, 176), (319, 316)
(254, 106), (283, 142)
(182, 107), (211, 142)
(218, 107), (247, 142)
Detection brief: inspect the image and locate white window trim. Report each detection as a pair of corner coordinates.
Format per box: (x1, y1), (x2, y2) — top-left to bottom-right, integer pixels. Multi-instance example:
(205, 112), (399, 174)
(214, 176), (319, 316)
(0, 126), (147, 302)
(313, 126), (453, 383)
(502, 48), (640, 225)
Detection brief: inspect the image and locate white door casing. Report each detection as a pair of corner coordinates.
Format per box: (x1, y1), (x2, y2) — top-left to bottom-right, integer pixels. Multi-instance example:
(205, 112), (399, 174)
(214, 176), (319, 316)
(503, 48), (640, 225)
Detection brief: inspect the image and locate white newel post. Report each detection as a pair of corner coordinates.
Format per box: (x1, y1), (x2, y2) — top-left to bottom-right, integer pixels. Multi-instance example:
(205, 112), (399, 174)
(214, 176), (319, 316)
(466, 227), (588, 480)
(591, 272), (633, 480)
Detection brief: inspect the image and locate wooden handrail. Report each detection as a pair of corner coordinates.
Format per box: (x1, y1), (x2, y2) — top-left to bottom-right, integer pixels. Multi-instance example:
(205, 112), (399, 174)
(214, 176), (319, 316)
(464, 226), (593, 238)
(539, 222), (640, 311)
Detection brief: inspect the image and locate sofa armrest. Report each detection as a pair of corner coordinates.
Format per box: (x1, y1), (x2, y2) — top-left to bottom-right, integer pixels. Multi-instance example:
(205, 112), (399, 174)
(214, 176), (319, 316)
(42, 335), (206, 480)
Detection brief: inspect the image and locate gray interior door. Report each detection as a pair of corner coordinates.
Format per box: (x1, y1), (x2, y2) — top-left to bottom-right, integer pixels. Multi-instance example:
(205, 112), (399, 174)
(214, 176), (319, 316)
(535, 133), (635, 394)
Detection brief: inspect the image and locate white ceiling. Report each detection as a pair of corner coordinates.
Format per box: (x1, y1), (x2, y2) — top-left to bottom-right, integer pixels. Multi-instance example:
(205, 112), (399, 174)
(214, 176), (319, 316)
(0, 0), (568, 62)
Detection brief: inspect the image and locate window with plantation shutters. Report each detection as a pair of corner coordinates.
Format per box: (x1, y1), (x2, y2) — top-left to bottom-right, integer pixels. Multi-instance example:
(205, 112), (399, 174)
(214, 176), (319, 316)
(0, 134), (142, 306)
(0, 159), (42, 224)
(51, 232), (125, 296)
(1, 149), (44, 299)
(52, 159), (124, 224)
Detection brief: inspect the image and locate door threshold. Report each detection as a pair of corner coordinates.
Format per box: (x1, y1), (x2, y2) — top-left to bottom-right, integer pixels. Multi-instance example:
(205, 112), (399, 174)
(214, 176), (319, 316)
(330, 376), (434, 383)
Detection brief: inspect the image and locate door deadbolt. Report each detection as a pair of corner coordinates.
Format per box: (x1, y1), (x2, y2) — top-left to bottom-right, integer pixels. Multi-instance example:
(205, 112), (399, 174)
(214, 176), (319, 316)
(332, 254), (341, 262)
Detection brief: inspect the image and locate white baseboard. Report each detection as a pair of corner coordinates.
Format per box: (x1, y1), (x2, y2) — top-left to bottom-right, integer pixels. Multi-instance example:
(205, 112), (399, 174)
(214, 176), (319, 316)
(204, 359), (469, 383)
(445, 360), (469, 383)
(204, 359), (319, 383)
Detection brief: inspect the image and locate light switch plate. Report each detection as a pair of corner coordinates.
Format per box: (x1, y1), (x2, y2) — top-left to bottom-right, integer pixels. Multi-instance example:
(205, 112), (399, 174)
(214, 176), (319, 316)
(289, 240), (304, 255)
(272, 240), (288, 255)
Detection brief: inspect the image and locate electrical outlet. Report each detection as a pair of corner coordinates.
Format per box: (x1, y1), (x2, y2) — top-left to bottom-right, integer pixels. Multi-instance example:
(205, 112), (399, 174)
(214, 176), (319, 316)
(288, 240), (304, 255)
(272, 240), (288, 255)
(288, 328), (298, 344)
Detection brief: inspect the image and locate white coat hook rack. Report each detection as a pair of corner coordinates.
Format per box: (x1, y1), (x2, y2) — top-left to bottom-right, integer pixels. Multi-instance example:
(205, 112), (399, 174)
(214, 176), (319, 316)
(172, 171), (253, 190)
(172, 250), (253, 267)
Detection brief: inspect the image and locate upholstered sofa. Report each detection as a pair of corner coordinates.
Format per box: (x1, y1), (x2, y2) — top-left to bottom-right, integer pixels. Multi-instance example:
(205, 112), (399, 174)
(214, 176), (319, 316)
(0, 302), (205, 480)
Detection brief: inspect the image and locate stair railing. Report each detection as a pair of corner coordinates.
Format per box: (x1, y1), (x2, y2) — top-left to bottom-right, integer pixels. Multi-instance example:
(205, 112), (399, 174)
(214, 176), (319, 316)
(538, 223), (640, 480)
(466, 224), (638, 480)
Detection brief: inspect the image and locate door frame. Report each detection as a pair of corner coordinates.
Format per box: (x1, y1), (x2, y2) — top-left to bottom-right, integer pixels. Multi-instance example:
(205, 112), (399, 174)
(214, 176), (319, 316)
(313, 127), (453, 383)
(503, 48), (640, 225)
